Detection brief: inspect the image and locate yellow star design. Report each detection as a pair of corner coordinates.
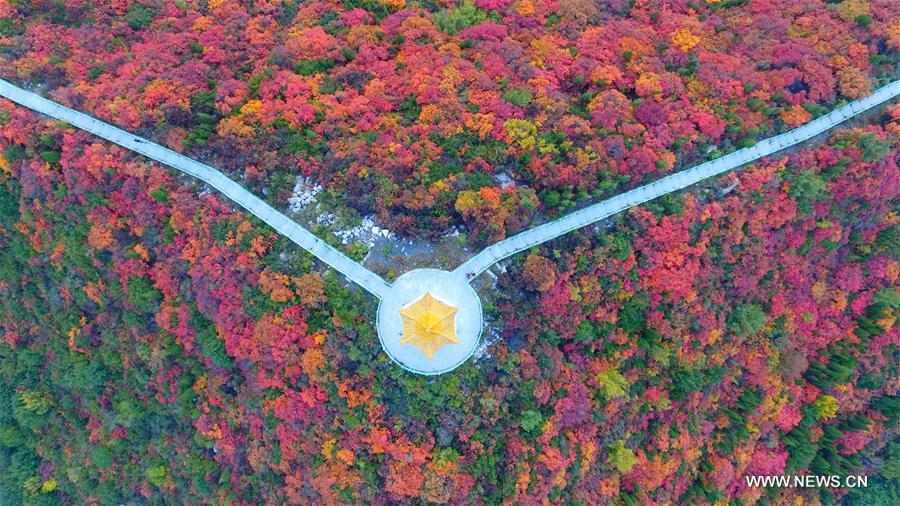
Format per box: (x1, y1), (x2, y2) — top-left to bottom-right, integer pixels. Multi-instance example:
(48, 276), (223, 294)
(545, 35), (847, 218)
(399, 292), (459, 359)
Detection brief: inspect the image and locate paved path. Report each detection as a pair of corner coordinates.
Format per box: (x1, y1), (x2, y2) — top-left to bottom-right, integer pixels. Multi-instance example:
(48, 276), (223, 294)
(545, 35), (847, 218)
(0, 79), (393, 299)
(2, 78), (898, 295)
(454, 79), (900, 278)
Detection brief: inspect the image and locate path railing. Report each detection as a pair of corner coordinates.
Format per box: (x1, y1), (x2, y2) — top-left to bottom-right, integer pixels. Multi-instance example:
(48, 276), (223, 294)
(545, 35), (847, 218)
(454, 80), (900, 278)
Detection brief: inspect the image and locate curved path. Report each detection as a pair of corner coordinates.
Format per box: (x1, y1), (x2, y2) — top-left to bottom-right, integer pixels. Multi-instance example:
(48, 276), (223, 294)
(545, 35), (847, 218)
(455, 79), (900, 278)
(0, 79), (393, 299)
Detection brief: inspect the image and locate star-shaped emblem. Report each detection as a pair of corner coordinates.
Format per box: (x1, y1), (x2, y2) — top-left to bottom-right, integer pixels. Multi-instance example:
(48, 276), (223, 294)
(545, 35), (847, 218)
(398, 292), (459, 359)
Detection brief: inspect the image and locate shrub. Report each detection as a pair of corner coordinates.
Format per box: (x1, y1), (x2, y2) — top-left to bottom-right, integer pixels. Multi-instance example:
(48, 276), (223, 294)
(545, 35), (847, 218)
(727, 303), (766, 337)
(502, 88), (533, 107)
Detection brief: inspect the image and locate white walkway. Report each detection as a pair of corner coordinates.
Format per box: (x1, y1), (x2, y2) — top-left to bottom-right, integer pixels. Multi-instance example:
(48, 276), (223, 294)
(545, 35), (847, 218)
(454, 80), (900, 278)
(2, 78), (898, 375)
(0, 79), (393, 299)
(3, 78), (898, 289)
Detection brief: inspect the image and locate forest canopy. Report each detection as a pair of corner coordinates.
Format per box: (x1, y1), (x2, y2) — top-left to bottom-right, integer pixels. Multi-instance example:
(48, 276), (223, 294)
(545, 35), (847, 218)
(0, 92), (897, 505)
(0, 0), (896, 241)
(0, 0), (898, 504)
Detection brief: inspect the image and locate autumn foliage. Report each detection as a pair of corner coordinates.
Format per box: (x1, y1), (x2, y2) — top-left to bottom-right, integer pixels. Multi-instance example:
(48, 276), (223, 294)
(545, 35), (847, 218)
(0, 1), (899, 505)
(1, 80), (898, 506)
(0, 0), (896, 242)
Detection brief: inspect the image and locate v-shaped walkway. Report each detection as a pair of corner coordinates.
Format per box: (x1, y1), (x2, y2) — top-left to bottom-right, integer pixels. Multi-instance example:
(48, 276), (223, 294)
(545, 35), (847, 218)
(2, 78), (898, 374)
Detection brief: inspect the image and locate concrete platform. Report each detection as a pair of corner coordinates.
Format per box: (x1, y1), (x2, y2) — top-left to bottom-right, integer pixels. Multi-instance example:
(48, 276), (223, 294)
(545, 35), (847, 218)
(376, 269), (483, 375)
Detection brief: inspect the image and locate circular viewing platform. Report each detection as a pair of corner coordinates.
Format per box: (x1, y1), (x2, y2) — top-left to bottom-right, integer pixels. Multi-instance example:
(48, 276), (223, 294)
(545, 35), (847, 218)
(376, 269), (483, 375)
